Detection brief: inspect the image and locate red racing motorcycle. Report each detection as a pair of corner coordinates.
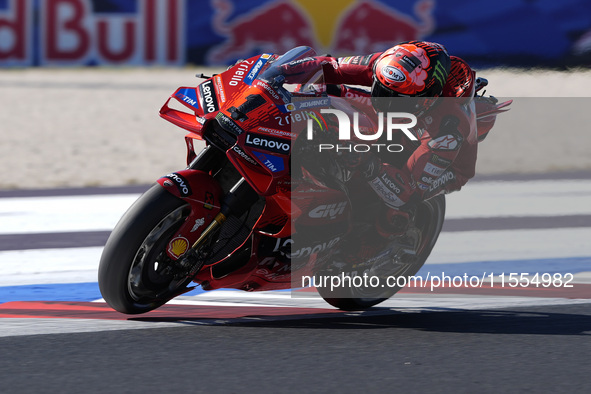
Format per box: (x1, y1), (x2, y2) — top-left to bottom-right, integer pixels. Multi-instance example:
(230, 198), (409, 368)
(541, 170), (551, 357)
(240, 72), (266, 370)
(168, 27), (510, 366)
(98, 46), (510, 314)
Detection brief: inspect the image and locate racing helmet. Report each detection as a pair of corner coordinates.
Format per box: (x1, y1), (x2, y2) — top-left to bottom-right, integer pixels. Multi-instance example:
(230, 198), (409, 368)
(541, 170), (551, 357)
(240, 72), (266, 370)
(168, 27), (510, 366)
(371, 41), (451, 115)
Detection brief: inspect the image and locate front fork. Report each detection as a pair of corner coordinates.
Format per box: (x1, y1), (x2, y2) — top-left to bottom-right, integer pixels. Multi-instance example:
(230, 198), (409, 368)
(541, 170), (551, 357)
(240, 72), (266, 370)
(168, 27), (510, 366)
(158, 145), (259, 278)
(175, 177), (259, 277)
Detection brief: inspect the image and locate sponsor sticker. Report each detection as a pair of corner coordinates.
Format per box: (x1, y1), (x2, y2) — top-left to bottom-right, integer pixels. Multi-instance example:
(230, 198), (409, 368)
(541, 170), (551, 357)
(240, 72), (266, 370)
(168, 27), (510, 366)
(286, 57), (314, 66)
(369, 177), (405, 208)
(199, 80), (219, 114)
(275, 110), (316, 126)
(214, 75), (226, 103)
(338, 56), (353, 64)
(252, 151), (285, 172)
(277, 98), (330, 113)
(203, 192), (215, 209)
(244, 54), (272, 85)
(255, 80), (280, 101)
(381, 65), (406, 82)
(245, 133), (291, 154)
(168, 236), (189, 259)
(350, 56), (363, 65)
(191, 218), (206, 232)
(428, 134), (461, 151)
(216, 112), (244, 135)
(359, 54), (375, 66)
(380, 173), (405, 194)
(175, 88), (199, 109)
(164, 173), (192, 197)
(257, 127), (296, 139)
(308, 202), (348, 219)
(429, 170), (456, 192)
(431, 154), (452, 167)
(229, 59), (254, 86)
(344, 91), (372, 106)
(233, 145), (259, 166)
(273, 236), (341, 259)
(424, 162), (446, 177)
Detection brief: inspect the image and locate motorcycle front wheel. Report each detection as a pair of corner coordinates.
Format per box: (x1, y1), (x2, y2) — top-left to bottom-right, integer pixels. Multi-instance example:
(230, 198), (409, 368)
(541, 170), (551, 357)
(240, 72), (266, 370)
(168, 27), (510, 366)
(98, 184), (192, 314)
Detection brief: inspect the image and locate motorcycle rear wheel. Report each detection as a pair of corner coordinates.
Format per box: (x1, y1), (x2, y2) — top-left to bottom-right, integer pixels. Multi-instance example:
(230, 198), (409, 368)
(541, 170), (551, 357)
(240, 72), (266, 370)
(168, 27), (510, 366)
(317, 195), (446, 311)
(98, 184), (192, 314)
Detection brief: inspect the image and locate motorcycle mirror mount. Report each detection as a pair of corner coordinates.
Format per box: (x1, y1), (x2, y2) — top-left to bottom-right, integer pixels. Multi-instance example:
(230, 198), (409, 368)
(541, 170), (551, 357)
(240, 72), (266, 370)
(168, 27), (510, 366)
(269, 74), (286, 89)
(196, 73), (218, 79)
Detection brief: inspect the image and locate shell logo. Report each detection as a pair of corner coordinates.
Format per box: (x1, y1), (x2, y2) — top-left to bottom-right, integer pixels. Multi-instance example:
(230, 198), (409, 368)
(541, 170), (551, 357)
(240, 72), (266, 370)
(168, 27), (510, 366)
(168, 237), (189, 258)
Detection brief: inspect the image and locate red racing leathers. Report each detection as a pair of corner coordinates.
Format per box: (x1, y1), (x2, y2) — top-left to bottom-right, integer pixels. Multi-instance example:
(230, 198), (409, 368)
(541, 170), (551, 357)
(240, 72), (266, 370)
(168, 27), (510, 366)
(285, 52), (479, 209)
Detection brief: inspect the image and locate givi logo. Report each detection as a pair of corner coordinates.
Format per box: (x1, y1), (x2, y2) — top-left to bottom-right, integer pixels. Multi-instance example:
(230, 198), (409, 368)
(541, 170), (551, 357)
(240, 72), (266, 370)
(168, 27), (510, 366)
(309, 202), (348, 220)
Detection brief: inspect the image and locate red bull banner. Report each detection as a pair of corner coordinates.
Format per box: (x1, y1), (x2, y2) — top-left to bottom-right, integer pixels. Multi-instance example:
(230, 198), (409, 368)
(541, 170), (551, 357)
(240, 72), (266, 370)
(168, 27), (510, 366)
(0, 0), (184, 66)
(1, 0), (590, 67)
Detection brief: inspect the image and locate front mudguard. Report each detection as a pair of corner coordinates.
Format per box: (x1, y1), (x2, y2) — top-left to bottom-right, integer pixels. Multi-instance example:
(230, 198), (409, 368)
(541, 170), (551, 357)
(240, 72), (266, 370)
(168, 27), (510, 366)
(157, 170), (223, 260)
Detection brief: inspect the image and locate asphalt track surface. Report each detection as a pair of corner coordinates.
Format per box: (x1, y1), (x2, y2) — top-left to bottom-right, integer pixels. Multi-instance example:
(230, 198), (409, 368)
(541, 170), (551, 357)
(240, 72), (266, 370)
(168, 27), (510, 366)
(1, 173), (591, 393)
(0, 303), (589, 393)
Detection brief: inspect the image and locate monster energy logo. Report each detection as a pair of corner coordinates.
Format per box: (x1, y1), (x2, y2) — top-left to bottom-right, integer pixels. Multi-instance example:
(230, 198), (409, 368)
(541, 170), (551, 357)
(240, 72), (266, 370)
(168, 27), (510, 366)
(433, 61), (448, 86)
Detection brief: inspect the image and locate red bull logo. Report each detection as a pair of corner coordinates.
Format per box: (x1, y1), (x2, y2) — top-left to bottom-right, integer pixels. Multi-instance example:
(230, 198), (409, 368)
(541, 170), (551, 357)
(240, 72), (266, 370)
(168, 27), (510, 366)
(0, 0), (185, 66)
(208, 0), (436, 64)
(333, 0), (435, 53)
(208, 0), (317, 64)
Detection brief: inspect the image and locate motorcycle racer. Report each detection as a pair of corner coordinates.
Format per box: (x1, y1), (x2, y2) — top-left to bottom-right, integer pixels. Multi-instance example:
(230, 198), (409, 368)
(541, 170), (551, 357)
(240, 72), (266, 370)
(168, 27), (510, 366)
(283, 41), (495, 236)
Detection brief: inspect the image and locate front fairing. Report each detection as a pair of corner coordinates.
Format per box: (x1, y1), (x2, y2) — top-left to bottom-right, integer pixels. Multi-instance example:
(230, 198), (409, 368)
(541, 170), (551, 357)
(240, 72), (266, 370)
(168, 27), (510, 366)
(213, 47), (329, 195)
